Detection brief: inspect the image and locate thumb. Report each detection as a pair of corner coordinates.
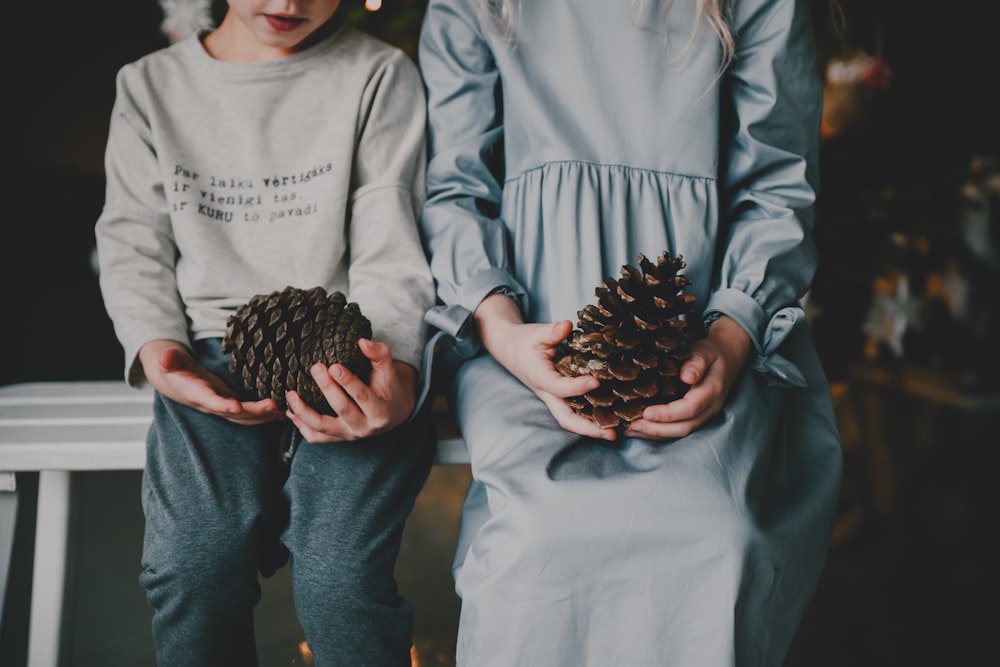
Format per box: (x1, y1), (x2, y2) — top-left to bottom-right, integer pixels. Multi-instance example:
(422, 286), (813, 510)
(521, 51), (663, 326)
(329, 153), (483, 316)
(158, 346), (194, 373)
(358, 338), (393, 367)
(680, 351), (707, 386)
(542, 320), (574, 347)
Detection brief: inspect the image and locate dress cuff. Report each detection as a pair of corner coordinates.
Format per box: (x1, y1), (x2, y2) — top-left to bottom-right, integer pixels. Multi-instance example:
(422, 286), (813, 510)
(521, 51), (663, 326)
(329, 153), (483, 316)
(703, 288), (767, 352)
(456, 267), (529, 319)
(703, 289), (807, 388)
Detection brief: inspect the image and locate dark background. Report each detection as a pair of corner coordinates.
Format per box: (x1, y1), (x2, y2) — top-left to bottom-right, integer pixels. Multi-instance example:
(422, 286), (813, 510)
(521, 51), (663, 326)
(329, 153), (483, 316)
(2, 0), (998, 386)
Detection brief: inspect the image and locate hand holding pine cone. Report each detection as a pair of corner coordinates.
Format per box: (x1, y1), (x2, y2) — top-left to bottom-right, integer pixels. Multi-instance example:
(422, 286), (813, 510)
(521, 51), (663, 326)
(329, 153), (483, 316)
(554, 252), (701, 431)
(221, 286), (372, 414)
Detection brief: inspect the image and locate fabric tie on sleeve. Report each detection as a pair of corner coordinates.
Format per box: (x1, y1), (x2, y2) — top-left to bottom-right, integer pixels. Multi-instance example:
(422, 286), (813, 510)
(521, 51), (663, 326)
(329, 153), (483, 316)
(752, 306), (808, 388)
(410, 304), (482, 420)
(424, 304), (481, 359)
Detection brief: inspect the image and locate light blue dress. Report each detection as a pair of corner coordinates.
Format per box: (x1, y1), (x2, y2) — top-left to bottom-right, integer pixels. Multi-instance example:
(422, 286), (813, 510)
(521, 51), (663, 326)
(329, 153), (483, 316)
(418, 0), (844, 664)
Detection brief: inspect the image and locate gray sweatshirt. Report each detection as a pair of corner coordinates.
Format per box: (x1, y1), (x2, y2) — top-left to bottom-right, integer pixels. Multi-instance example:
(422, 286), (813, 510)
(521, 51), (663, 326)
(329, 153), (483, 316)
(96, 25), (434, 387)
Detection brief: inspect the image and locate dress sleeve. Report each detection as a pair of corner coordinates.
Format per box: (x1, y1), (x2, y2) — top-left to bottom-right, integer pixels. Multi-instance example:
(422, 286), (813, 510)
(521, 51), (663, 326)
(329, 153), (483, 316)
(95, 67), (188, 387)
(418, 0), (529, 327)
(704, 0), (822, 360)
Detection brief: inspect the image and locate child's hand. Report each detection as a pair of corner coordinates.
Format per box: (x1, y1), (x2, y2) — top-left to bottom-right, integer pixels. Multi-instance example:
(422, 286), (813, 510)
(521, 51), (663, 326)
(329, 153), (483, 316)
(139, 339), (282, 425)
(475, 294), (618, 441)
(624, 316), (752, 440)
(284, 338), (418, 443)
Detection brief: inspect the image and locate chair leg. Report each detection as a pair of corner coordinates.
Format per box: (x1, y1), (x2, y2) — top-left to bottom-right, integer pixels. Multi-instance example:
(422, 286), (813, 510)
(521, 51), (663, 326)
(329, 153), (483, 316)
(27, 470), (73, 667)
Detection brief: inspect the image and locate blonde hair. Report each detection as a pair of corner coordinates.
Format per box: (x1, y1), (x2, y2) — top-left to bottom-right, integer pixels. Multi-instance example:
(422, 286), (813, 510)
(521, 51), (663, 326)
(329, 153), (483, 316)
(694, 0), (735, 70)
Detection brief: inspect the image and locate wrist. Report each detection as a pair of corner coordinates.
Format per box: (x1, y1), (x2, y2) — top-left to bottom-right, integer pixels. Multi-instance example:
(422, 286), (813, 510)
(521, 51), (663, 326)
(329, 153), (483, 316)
(706, 315), (753, 365)
(474, 293), (523, 350)
(392, 360), (419, 391)
(138, 338), (175, 370)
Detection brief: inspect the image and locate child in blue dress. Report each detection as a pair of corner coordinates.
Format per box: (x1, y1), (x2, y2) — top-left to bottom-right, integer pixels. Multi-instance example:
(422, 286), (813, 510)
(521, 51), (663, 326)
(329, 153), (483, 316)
(418, 0), (844, 663)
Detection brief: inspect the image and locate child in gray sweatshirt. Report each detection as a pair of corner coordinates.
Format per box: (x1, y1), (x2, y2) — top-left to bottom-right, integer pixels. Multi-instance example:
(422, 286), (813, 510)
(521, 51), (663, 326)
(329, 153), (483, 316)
(95, 1), (435, 664)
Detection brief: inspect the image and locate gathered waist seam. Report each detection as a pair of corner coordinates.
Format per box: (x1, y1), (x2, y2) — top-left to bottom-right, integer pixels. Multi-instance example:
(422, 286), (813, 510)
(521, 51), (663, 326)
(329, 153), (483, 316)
(504, 159), (716, 186)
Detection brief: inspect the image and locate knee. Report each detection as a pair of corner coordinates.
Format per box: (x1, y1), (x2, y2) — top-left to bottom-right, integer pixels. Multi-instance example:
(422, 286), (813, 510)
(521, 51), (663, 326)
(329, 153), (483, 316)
(499, 491), (765, 571)
(283, 505), (407, 609)
(140, 523), (261, 611)
(292, 555), (399, 610)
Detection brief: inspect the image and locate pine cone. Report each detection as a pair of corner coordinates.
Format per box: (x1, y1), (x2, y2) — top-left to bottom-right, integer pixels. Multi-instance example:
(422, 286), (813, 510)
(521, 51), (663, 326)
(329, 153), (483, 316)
(554, 252), (701, 431)
(221, 286), (372, 414)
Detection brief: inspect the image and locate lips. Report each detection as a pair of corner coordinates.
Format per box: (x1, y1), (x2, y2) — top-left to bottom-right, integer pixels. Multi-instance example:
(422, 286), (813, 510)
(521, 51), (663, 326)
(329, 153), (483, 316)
(265, 14), (306, 32)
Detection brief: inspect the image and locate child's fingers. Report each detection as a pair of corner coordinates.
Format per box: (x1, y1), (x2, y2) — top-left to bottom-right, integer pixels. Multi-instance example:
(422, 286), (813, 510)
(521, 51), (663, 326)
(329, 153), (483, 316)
(323, 364), (373, 407)
(286, 390), (353, 443)
(625, 415), (702, 440)
(308, 364), (361, 420)
(640, 390), (703, 424)
(543, 372), (600, 399)
(540, 391), (617, 441)
(327, 363), (397, 433)
(630, 379), (723, 439)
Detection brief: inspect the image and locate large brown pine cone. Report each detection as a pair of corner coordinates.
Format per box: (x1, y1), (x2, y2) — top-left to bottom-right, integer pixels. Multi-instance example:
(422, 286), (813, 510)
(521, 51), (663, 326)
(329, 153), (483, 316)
(221, 286), (372, 414)
(554, 252), (701, 431)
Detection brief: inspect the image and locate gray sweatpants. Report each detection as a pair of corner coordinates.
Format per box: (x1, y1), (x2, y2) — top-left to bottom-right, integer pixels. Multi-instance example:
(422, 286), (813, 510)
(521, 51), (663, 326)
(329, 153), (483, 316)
(138, 339), (433, 666)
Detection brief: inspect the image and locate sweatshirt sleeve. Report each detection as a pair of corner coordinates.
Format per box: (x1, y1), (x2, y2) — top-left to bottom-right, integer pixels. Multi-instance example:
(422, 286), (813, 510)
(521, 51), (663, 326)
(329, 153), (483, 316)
(417, 0), (529, 323)
(95, 66), (189, 387)
(347, 51), (436, 370)
(704, 0), (822, 354)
